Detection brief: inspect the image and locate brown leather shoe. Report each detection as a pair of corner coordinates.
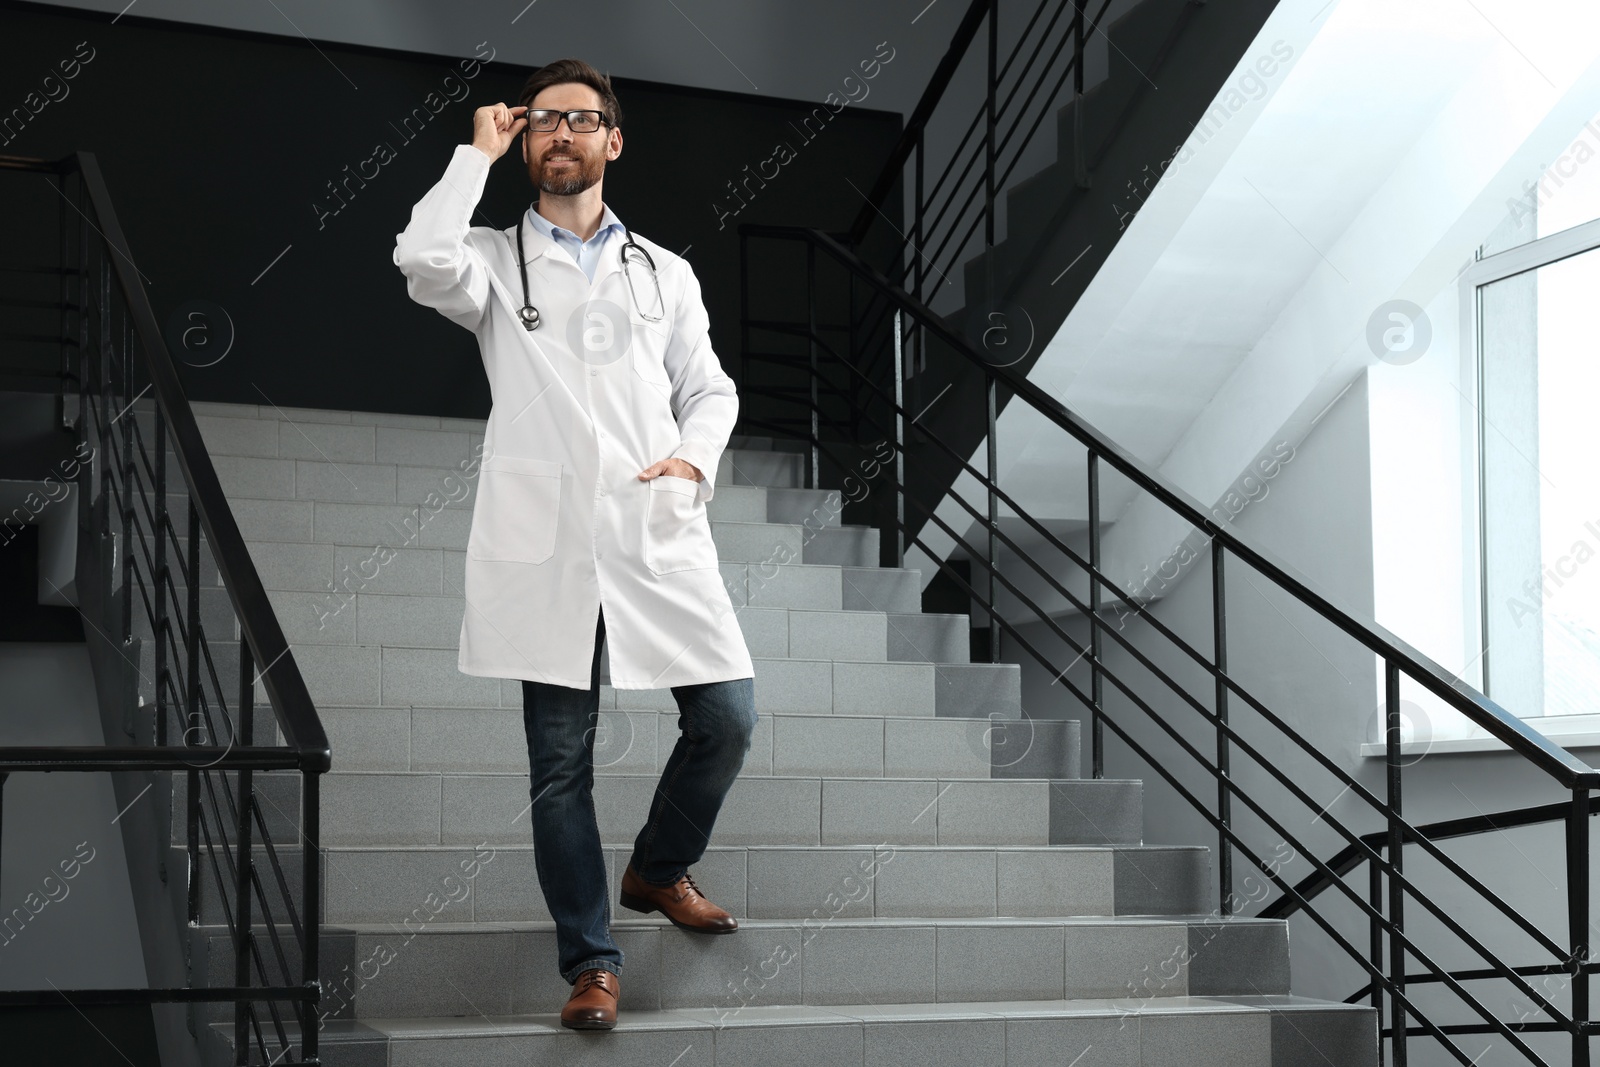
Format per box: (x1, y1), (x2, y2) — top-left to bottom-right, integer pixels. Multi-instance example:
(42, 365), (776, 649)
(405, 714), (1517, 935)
(561, 968), (619, 1030)
(618, 863), (738, 933)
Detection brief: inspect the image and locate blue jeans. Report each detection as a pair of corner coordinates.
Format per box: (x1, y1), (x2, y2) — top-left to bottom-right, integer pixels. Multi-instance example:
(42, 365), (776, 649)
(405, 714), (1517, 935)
(520, 605), (758, 985)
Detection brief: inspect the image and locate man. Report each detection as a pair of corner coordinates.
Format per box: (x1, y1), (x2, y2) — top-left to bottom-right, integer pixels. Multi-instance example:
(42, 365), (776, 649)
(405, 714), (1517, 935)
(393, 58), (757, 1031)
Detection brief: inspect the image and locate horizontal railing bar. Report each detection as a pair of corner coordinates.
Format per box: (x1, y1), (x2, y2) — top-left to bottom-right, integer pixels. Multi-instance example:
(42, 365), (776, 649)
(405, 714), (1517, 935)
(66, 151), (329, 771)
(739, 222), (1599, 790)
(0, 746), (304, 771)
(0, 986), (315, 1006)
(848, 0), (993, 244)
(771, 310), (1567, 946)
(763, 322), (1578, 1039)
(1265, 794), (1600, 919)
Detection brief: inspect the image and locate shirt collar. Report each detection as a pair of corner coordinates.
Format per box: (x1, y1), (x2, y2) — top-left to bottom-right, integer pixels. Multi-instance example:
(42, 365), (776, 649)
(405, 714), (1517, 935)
(526, 202), (625, 246)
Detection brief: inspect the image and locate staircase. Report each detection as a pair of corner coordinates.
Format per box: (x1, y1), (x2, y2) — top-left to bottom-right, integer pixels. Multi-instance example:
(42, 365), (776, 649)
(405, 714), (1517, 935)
(157, 400), (1375, 1065)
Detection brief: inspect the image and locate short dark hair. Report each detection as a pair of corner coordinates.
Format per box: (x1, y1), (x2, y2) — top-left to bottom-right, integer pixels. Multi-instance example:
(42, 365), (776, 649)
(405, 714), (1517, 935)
(518, 58), (623, 130)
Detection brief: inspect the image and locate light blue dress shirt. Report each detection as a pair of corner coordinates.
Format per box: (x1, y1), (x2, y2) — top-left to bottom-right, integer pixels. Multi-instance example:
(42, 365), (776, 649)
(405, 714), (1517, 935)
(526, 202), (625, 283)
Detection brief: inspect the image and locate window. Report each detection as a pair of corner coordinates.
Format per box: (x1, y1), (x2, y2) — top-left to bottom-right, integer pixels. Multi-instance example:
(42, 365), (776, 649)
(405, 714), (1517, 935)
(1473, 122), (1600, 719)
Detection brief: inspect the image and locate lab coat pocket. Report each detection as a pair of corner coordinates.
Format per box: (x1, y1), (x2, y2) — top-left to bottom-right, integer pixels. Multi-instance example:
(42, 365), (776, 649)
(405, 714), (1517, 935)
(643, 475), (717, 574)
(628, 308), (673, 391)
(468, 454), (562, 564)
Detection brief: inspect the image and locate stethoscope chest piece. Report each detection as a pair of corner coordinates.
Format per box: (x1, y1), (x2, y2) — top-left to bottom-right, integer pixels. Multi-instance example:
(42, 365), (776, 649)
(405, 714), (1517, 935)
(513, 208), (663, 335)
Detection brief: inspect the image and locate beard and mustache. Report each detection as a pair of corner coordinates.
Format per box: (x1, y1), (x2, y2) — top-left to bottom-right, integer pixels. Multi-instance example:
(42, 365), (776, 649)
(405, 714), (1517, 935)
(532, 144), (604, 197)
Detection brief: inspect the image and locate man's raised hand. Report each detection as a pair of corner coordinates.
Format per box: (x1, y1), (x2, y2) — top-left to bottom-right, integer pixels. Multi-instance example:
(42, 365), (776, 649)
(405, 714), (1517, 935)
(472, 103), (527, 162)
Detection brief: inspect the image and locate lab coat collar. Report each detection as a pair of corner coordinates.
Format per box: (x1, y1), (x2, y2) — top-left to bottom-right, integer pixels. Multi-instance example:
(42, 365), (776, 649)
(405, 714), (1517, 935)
(518, 202), (627, 285)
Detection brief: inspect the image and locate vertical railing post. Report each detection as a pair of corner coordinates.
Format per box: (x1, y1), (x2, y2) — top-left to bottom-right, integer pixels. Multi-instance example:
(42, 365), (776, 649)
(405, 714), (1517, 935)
(302, 769), (322, 1065)
(913, 133), (925, 308)
(738, 230), (748, 400)
(1370, 855), (1386, 1066)
(185, 500), (202, 926)
(1385, 661), (1407, 1067)
(97, 256), (111, 520)
(0, 772), (8, 893)
(892, 309), (906, 570)
(1212, 541), (1232, 914)
(119, 326), (133, 646)
(1086, 453), (1103, 779)
(806, 240), (819, 491)
(985, 0), (997, 253)
(986, 373), (999, 663)
(1568, 785), (1592, 1067)
(154, 408), (169, 747)
(56, 171), (70, 430)
(983, 1), (998, 313)
(234, 639), (255, 1064)
(1074, 1), (1089, 187)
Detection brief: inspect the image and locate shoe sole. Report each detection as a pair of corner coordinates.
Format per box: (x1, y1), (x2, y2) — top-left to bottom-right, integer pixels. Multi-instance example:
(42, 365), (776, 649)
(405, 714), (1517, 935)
(618, 889), (739, 933)
(561, 1016), (617, 1030)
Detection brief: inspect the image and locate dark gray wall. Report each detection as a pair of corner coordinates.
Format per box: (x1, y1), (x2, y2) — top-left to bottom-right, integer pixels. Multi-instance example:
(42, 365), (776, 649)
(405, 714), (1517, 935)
(0, 1), (908, 418)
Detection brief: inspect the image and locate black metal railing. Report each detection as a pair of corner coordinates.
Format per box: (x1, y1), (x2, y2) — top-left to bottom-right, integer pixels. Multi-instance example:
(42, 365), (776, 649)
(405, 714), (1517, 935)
(847, 0), (1124, 306)
(0, 153), (329, 1065)
(739, 0), (1198, 501)
(737, 222), (1597, 1066)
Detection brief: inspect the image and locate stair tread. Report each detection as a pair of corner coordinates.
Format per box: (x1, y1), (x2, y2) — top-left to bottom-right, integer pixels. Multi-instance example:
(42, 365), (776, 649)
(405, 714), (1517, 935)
(308, 844), (1190, 857)
(218, 993), (1367, 1043)
(310, 702), (1019, 716)
(201, 913), (1280, 934)
(312, 769), (1120, 781)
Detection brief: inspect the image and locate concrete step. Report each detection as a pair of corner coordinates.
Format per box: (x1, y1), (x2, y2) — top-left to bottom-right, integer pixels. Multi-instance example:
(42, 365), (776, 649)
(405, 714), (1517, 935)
(183, 404), (809, 489)
(192, 912), (1289, 1021)
(168, 533), (925, 614)
(175, 771), (1143, 849)
(312, 841), (1208, 926)
(155, 640), (1022, 719)
(203, 494), (876, 569)
(177, 840), (1207, 928)
(203, 994), (1377, 1067)
(248, 585), (970, 667)
(292, 705), (1079, 781)
(137, 643), (1023, 724)
(189, 454), (844, 531)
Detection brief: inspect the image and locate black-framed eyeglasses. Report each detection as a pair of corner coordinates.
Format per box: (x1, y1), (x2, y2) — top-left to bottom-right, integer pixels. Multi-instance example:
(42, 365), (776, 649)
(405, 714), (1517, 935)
(524, 109), (612, 134)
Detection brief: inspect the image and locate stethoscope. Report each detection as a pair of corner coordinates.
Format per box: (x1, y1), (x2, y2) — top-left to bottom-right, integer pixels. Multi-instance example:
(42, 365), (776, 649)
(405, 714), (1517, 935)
(514, 209), (663, 332)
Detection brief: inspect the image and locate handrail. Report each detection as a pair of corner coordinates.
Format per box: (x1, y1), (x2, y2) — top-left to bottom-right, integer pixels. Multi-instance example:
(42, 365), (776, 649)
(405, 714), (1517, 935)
(0, 151), (328, 1065)
(741, 219), (1597, 1062)
(742, 220), (1599, 790)
(847, 0), (993, 245)
(0, 152), (329, 772)
(1264, 793), (1600, 921)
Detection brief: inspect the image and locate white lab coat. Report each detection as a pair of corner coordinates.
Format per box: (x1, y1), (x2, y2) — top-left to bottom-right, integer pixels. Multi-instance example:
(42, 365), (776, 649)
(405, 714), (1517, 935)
(393, 144), (753, 690)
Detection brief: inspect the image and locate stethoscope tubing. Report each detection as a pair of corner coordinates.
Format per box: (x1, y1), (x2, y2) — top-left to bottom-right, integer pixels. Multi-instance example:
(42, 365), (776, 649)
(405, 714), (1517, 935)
(514, 210), (660, 332)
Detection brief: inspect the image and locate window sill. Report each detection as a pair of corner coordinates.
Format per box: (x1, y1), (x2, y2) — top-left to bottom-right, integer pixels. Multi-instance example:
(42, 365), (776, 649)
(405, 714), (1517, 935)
(1359, 714), (1600, 757)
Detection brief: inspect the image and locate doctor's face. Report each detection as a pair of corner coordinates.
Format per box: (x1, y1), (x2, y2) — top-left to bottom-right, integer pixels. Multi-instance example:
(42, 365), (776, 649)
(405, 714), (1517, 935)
(520, 83), (621, 198)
